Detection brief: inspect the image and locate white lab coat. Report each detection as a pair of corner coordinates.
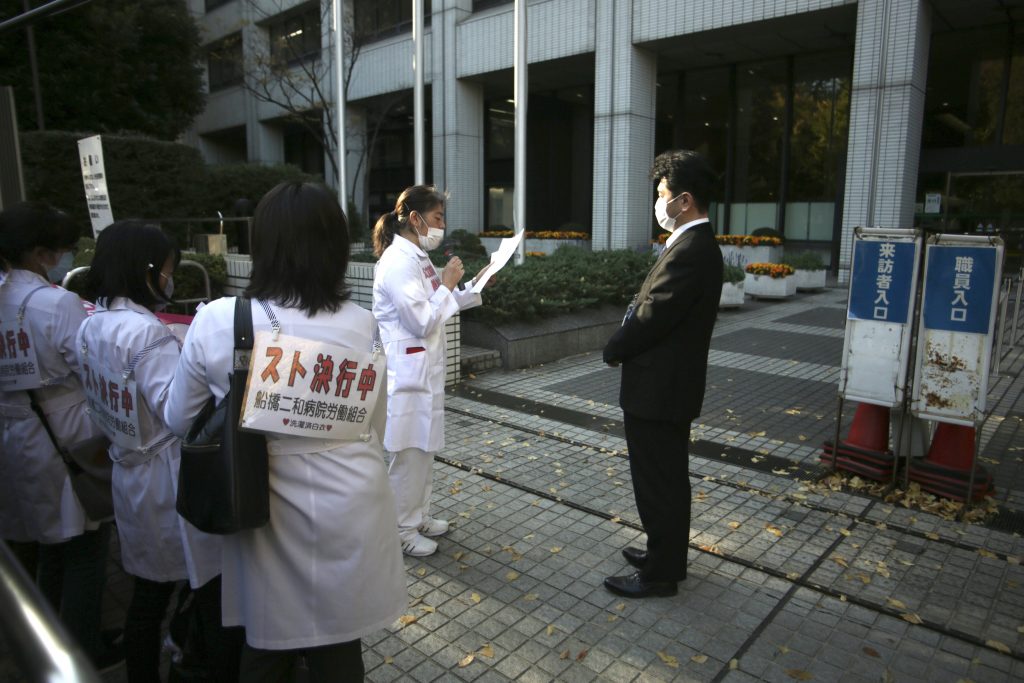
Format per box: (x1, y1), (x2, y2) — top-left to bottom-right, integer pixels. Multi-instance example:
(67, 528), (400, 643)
(372, 237), (481, 453)
(164, 297), (407, 650)
(75, 298), (220, 588)
(0, 269), (99, 544)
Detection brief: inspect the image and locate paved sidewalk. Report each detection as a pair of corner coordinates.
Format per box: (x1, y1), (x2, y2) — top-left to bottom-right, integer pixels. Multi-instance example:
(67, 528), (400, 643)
(98, 288), (1024, 682)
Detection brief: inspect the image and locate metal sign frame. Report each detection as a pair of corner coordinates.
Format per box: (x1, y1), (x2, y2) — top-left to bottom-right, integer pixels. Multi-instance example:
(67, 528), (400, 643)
(839, 227), (923, 408)
(910, 234), (1004, 427)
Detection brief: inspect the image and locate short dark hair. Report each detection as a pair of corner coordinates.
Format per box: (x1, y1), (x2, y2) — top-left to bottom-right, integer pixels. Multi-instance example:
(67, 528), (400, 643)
(85, 220), (181, 309)
(245, 182), (351, 316)
(649, 150), (718, 213)
(372, 185), (446, 257)
(0, 201), (80, 271)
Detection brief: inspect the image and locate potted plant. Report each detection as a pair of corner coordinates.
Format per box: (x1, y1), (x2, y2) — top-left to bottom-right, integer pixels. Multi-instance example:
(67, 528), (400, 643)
(715, 234), (784, 268)
(720, 264), (746, 307)
(786, 251), (828, 291)
(479, 229), (591, 256)
(744, 262), (796, 298)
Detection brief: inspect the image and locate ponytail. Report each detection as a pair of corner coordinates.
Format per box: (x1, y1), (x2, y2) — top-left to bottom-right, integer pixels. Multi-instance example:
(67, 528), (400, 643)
(372, 210), (401, 258)
(372, 184), (448, 258)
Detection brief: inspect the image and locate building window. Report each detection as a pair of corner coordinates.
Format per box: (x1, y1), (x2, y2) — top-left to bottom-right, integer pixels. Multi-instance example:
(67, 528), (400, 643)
(207, 33), (243, 92)
(205, 0), (234, 12)
(473, 0), (512, 11)
(268, 2), (321, 66)
(353, 0), (431, 44)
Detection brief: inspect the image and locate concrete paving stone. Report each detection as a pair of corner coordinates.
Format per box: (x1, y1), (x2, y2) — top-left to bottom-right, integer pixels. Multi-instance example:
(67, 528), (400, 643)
(409, 658), (449, 683)
(492, 653), (531, 680)
(365, 663), (407, 683)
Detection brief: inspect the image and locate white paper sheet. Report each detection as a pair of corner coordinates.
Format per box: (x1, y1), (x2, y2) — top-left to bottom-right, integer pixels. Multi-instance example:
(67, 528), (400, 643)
(472, 230), (524, 293)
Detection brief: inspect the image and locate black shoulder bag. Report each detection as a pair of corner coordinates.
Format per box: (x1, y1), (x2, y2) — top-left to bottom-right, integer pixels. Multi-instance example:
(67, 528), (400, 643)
(176, 297), (269, 534)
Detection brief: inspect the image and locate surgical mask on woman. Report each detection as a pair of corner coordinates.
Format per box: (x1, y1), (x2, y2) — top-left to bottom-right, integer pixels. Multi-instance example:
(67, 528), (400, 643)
(412, 213), (444, 251)
(654, 194), (683, 232)
(161, 274), (174, 300)
(46, 251), (74, 284)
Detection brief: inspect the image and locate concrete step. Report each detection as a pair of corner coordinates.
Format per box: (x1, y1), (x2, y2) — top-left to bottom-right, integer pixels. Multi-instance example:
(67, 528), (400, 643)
(461, 344), (501, 376)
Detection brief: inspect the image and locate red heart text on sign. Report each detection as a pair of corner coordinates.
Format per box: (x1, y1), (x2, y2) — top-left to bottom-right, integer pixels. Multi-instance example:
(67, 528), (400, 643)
(283, 418), (289, 425)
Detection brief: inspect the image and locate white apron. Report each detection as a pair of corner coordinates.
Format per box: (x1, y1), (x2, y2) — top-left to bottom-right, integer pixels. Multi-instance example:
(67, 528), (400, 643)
(0, 270), (98, 544)
(372, 238), (481, 453)
(164, 297), (407, 649)
(76, 298), (221, 587)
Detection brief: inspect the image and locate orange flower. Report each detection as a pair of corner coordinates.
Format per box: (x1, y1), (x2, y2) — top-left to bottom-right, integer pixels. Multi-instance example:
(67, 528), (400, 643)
(744, 262), (794, 279)
(716, 235), (783, 247)
(479, 230), (590, 240)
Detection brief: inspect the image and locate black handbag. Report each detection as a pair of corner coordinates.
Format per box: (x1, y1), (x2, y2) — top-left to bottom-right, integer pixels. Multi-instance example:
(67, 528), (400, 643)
(28, 393), (114, 522)
(176, 296), (270, 534)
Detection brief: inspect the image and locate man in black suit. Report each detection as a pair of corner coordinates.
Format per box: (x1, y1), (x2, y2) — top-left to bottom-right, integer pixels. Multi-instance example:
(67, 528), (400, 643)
(603, 150), (723, 598)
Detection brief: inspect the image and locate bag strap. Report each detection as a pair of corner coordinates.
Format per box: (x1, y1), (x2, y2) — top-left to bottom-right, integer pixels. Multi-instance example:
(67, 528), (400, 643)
(18, 285), (51, 324)
(233, 297), (254, 371)
(26, 390), (79, 473)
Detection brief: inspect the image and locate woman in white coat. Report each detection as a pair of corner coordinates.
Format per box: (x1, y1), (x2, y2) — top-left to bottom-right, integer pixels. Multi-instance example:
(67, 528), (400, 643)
(372, 185), (490, 557)
(164, 182), (406, 682)
(76, 221), (232, 682)
(0, 202), (113, 668)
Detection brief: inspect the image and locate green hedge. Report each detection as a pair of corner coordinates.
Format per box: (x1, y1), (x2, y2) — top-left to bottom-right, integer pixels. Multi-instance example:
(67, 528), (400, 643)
(20, 130), (322, 247)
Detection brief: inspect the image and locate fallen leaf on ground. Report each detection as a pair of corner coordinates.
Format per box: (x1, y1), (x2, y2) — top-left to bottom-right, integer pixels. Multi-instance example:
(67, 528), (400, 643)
(750, 430), (767, 437)
(607, 615), (618, 622)
(546, 625), (556, 636)
(688, 654), (705, 665)
(384, 656), (394, 664)
(522, 593), (538, 601)
(833, 557), (849, 568)
(785, 409), (801, 415)
(863, 646), (880, 658)
(505, 571), (520, 581)
(615, 602), (625, 611)
(765, 524), (784, 538)
(986, 640), (1011, 655)
(978, 549), (998, 559)
(478, 644), (494, 658)
(886, 597), (907, 610)
(559, 650), (570, 660)
(610, 516), (622, 523)
(576, 650), (588, 661)
(778, 645), (790, 654)
(839, 528), (851, 537)
(398, 615), (417, 626)
(470, 593), (481, 603)
(728, 521), (742, 529)
(453, 551), (464, 561)
(419, 605), (435, 613)
(786, 669), (813, 680)
(925, 532), (940, 540)
(657, 651), (680, 667)
(901, 612), (923, 625)
(730, 659), (739, 670)
(550, 546), (562, 553)
(876, 562), (891, 578)
(458, 654), (475, 668)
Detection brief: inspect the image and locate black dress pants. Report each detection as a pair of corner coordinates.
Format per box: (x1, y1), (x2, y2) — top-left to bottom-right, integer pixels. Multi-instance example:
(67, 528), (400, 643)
(623, 411), (691, 582)
(240, 639), (364, 683)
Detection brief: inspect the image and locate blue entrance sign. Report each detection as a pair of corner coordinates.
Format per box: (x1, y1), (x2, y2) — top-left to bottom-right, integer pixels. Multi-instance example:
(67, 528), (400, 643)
(922, 245), (998, 334)
(848, 240), (916, 324)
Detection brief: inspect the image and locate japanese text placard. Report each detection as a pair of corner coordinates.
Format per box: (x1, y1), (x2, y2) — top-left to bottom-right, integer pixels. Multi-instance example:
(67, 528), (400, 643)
(921, 246), (998, 334)
(0, 318), (42, 390)
(848, 240), (916, 324)
(240, 332), (384, 439)
(80, 357), (142, 450)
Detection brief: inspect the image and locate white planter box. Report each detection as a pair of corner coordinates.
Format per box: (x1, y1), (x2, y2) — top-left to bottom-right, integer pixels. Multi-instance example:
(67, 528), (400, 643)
(480, 236), (591, 256)
(719, 244), (784, 268)
(744, 273), (796, 298)
(719, 281), (745, 308)
(793, 268), (827, 291)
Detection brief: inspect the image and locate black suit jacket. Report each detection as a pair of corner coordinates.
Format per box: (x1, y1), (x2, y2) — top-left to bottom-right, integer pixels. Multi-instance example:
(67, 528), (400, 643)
(603, 222), (723, 422)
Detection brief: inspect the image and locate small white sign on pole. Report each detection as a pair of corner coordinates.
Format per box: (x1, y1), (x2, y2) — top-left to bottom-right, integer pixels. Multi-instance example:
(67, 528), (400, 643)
(910, 235), (1003, 426)
(924, 193), (941, 214)
(839, 228), (922, 407)
(77, 135), (114, 236)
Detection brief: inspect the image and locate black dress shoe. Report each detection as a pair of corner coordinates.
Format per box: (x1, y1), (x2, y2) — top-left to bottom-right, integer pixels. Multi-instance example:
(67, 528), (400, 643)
(603, 571), (678, 598)
(622, 546), (648, 569)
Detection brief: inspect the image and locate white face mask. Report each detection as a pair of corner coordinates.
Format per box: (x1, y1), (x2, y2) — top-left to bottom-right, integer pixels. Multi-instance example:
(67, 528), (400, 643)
(46, 251), (74, 284)
(654, 194), (683, 232)
(413, 212), (445, 251)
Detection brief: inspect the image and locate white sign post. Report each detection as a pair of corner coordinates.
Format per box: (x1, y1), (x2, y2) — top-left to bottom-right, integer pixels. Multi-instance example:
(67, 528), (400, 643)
(77, 135), (114, 236)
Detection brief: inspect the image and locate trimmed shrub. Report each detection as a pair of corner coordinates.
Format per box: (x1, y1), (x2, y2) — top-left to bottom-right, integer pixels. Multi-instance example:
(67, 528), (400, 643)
(199, 163), (321, 217)
(20, 131), (206, 233)
(785, 251), (827, 271)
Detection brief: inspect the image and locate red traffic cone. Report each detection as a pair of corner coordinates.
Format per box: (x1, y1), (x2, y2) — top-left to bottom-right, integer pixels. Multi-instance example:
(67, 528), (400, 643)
(845, 403), (890, 452)
(924, 423), (975, 471)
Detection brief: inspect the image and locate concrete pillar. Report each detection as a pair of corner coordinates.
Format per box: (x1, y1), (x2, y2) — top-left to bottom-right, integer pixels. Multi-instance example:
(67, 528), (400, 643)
(431, 0), (484, 233)
(591, 0), (657, 251)
(838, 0), (930, 283)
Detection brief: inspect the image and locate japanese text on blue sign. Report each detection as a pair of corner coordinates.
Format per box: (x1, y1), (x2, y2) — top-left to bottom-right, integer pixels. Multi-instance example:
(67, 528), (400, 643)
(848, 240), (916, 324)
(922, 246), (997, 334)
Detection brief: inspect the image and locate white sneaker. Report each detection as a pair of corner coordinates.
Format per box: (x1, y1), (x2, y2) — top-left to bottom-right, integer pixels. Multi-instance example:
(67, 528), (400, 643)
(402, 534), (438, 557)
(418, 517), (450, 537)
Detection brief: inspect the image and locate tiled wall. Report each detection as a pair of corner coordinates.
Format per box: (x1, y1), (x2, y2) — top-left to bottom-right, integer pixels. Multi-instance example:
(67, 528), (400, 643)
(225, 256), (461, 386)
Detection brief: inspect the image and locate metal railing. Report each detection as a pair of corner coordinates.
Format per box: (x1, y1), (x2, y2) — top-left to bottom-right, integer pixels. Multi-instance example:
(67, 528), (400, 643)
(992, 266), (1023, 375)
(0, 541), (101, 682)
(61, 260), (212, 308)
